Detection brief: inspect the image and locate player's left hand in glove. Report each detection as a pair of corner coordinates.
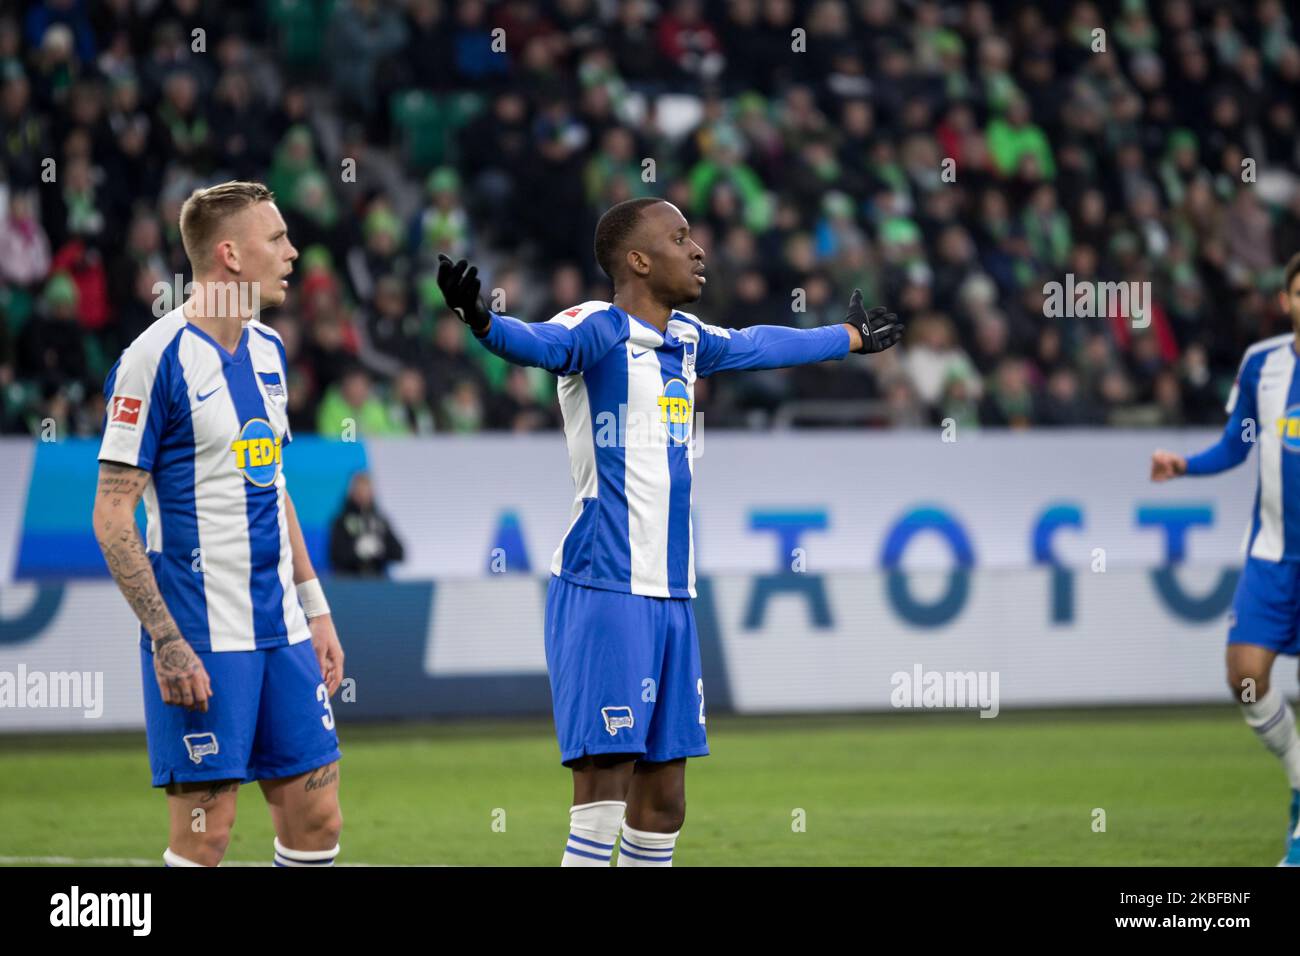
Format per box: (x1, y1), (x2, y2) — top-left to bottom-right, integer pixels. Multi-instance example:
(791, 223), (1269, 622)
(846, 289), (903, 354)
(436, 254), (491, 336)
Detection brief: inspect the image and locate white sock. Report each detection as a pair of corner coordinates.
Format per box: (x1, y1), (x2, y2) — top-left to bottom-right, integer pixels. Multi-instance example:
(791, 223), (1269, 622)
(1240, 686), (1300, 790)
(163, 848), (204, 867)
(273, 837), (339, 867)
(616, 822), (679, 867)
(561, 800), (624, 866)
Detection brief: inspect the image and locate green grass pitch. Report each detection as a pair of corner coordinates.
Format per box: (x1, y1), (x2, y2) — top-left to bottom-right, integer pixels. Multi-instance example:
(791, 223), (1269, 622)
(0, 706), (1290, 866)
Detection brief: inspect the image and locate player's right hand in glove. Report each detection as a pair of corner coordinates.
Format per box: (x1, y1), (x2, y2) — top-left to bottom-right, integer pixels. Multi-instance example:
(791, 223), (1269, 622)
(845, 289), (903, 354)
(436, 254), (492, 336)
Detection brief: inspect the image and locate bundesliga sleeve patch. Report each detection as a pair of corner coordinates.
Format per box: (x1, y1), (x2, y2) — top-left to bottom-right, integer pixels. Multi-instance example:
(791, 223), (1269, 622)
(108, 396), (143, 427)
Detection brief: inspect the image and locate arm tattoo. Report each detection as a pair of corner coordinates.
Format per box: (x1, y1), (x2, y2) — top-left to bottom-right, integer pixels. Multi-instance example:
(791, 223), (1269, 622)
(94, 463), (183, 647)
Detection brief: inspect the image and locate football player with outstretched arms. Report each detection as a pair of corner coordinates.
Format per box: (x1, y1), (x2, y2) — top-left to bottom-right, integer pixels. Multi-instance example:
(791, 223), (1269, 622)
(436, 197), (901, 866)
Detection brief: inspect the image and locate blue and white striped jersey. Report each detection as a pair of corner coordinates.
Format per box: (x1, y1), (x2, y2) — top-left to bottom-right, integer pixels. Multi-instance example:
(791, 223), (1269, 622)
(1186, 333), (1300, 561)
(99, 307), (310, 652)
(479, 301), (851, 597)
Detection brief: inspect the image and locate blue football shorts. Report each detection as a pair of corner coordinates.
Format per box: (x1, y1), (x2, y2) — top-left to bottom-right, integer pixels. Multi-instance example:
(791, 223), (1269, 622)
(140, 638), (341, 787)
(1228, 556), (1300, 656)
(544, 574), (710, 765)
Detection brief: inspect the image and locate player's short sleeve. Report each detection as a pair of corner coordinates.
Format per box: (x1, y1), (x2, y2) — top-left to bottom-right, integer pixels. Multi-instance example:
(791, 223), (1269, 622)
(99, 344), (172, 472)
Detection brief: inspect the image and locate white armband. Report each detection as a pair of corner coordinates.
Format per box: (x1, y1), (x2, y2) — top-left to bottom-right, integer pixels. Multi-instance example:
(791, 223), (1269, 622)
(297, 578), (331, 619)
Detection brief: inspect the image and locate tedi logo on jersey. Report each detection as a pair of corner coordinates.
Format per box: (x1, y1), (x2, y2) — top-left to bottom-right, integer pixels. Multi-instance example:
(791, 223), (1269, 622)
(1277, 405), (1300, 452)
(658, 378), (692, 444)
(230, 418), (282, 486)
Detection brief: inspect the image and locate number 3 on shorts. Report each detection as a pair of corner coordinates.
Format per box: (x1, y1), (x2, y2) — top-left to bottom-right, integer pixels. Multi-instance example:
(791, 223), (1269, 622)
(317, 682), (335, 730)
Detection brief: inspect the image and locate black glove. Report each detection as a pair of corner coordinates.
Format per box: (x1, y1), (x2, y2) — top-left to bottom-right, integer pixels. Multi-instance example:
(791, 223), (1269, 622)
(845, 288), (903, 354)
(436, 254), (491, 335)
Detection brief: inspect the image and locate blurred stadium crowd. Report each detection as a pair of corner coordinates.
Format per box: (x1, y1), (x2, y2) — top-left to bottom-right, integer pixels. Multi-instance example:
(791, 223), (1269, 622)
(3, 0), (1300, 436)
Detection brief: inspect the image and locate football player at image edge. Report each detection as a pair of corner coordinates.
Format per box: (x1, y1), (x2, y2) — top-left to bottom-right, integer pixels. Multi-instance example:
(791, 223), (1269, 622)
(1151, 250), (1300, 866)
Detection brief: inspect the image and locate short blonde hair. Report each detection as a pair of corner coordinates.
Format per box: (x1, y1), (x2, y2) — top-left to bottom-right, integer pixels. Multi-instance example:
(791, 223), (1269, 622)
(178, 181), (275, 267)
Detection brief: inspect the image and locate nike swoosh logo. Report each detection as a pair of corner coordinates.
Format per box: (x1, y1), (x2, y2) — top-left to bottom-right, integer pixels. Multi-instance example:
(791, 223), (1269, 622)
(631, 350), (649, 359)
(197, 387), (223, 402)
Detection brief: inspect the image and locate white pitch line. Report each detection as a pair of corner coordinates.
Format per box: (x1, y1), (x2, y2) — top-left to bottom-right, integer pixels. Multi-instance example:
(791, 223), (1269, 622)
(0, 855), (433, 867)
